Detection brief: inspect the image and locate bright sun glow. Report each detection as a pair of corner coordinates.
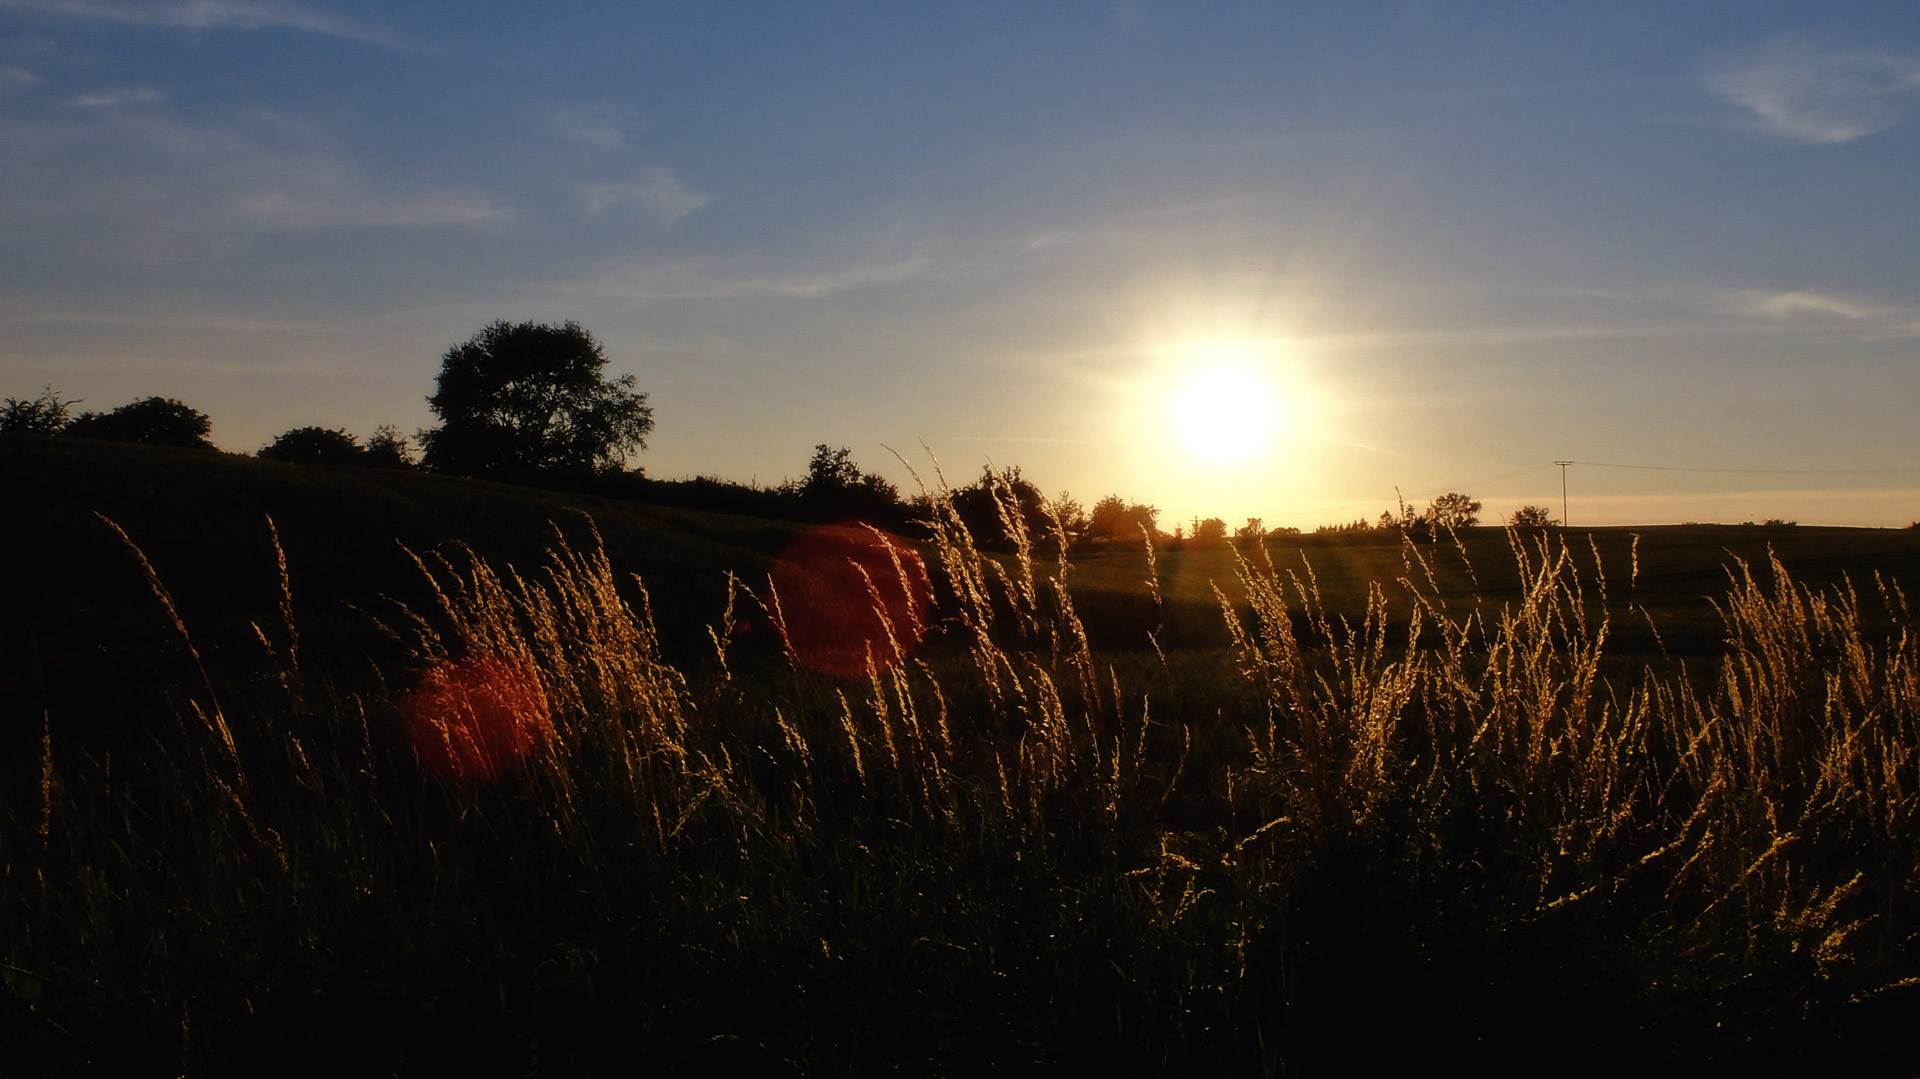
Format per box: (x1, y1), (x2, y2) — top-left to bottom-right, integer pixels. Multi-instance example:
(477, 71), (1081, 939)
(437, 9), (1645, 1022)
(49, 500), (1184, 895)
(1171, 363), (1282, 464)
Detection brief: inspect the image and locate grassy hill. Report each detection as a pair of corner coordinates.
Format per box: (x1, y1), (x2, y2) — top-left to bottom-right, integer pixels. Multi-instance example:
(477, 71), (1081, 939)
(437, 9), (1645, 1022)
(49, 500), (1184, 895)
(1, 436), (804, 744)
(5, 435), (1919, 1071)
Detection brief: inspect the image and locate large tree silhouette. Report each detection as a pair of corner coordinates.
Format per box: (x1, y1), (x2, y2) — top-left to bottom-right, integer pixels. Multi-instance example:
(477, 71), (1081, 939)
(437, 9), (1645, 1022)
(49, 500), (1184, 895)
(420, 320), (653, 477)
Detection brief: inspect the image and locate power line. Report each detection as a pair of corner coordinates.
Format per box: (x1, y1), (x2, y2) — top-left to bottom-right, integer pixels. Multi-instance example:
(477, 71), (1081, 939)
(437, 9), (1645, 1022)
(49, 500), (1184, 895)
(1565, 460), (1920, 476)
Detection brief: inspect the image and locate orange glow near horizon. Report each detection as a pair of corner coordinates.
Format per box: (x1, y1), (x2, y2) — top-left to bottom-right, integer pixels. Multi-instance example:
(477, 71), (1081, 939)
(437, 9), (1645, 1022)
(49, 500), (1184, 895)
(1103, 330), (1339, 527)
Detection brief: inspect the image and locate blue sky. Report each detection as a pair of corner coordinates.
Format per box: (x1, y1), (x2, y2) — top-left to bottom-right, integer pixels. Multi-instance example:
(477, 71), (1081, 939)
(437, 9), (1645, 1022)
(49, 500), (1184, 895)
(5, 1), (1920, 528)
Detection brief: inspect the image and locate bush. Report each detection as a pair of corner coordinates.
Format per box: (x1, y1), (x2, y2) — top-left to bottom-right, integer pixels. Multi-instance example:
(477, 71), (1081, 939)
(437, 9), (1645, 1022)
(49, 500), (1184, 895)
(64, 397), (214, 449)
(0, 386), (77, 435)
(258, 427), (364, 466)
(1510, 505), (1555, 528)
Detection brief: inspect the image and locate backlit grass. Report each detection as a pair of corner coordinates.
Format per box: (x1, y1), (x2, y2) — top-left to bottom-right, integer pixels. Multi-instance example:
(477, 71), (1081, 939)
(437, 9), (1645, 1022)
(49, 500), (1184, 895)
(3, 468), (1916, 1071)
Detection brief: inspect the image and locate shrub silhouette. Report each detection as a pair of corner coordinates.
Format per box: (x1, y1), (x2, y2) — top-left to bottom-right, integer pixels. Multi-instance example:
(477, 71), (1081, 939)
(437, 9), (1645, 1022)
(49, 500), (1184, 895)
(259, 426), (364, 465)
(63, 397), (214, 449)
(0, 386), (77, 435)
(1510, 504), (1554, 528)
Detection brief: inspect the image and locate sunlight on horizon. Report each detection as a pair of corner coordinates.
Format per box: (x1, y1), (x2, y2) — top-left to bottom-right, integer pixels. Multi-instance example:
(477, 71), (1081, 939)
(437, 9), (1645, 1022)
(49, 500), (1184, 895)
(1101, 331), (1351, 528)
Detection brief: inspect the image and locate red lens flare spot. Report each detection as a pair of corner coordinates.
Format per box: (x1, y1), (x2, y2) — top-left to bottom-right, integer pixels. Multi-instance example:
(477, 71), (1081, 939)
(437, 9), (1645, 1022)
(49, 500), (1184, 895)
(772, 523), (931, 677)
(403, 655), (553, 782)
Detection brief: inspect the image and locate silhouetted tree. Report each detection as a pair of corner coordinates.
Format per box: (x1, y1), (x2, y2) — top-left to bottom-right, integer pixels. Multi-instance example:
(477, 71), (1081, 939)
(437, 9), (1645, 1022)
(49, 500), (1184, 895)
(1192, 516), (1228, 544)
(420, 320), (652, 477)
(1089, 495), (1159, 542)
(1509, 504), (1554, 528)
(364, 424), (415, 469)
(64, 397), (214, 449)
(795, 444), (904, 522)
(1050, 492), (1089, 545)
(0, 386), (77, 435)
(259, 426), (363, 465)
(950, 465), (1056, 549)
(1424, 492), (1482, 529)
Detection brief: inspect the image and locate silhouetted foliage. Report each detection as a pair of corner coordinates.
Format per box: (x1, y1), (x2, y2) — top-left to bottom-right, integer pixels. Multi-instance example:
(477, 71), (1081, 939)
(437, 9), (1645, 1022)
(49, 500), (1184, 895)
(1191, 516), (1228, 544)
(792, 444), (905, 523)
(259, 426), (364, 466)
(949, 466), (1056, 550)
(63, 396), (214, 449)
(1050, 492), (1089, 545)
(420, 320), (652, 478)
(1510, 504), (1555, 528)
(1424, 492), (1482, 529)
(364, 424), (415, 469)
(1088, 495), (1159, 543)
(0, 386), (77, 435)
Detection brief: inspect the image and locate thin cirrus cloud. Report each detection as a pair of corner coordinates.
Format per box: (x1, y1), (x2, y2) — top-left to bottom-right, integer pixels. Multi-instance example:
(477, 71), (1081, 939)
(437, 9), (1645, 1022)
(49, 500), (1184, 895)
(237, 188), (510, 230)
(1720, 288), (1920, 339)
(0, 0), (396, 44)
(66, 86), (164, 107)
(1732, 289), (1884, 320)
(1702, 34), (1920, 144)
(582, 167), (713, 228)
(560, 252), (932, 302)
(1, 103), (511, 238)
(546, 104), (635, 151)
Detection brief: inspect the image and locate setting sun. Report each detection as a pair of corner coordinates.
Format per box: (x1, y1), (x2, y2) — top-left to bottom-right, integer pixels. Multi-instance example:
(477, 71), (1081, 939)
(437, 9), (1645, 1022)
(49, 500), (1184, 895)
(1171, 364), (1282, 464)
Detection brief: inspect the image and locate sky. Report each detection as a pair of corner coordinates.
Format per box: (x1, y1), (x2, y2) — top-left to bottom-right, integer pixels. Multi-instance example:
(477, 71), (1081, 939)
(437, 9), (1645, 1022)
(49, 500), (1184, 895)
(4, 1), (1920, 530)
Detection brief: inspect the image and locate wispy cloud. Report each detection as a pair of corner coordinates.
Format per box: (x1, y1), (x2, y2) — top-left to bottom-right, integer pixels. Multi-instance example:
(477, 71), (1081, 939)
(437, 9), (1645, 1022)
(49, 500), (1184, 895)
(0, 106), (512, 241)
(0, 0), (396, 45)
(66, 85), (163, 107)
(1715, 288), (1920, 340)
(237, 189), (509, 229)
(582, 167), (712, 228)
(545, 104), (635, 151)
(560, 253), (931, 302)
(1729, 289), (1888, 320)
(0, 65), (38, 89)
(1703, 34), (1920, 144)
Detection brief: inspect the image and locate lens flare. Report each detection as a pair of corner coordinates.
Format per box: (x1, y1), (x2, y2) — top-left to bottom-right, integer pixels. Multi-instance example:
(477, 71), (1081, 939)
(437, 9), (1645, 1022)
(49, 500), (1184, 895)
(771, 523), (931, 676)
(404, 655), (552, 782)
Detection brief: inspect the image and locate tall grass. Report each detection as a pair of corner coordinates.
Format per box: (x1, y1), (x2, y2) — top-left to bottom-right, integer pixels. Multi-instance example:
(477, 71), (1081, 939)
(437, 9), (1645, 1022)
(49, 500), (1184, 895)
(3, 475), (1916, 1071)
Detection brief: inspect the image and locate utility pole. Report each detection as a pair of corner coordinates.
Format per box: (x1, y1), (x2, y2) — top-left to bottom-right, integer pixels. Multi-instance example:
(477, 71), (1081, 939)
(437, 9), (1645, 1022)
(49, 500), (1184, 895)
(1553, 461), (1572, 527)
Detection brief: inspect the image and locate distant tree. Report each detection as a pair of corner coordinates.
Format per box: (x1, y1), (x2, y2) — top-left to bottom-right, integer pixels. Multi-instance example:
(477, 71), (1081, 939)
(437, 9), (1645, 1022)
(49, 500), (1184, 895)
(1193, 516), (1228, 543)
(259, 426), (364, 465)
(1236, 518), (1264, 540)
(364, 424), (416, 469)
(0, 386), (78, 435)
(1423, 492), (1482, 529)
(950, 465), (1054, 548)
(1089, 495), (1158, 542)
(1049, 491), (1089, 545)
(420, 320), (652, 477)
(795, 444), (904, 522)
(63, 396), (214, 449)
(1509, 504), (1554, 528)
(800, 444), (862, 497)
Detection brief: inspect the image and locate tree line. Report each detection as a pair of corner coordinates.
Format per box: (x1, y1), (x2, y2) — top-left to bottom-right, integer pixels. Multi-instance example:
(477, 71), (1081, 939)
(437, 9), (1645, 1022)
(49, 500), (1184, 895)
(4, 317), (1539, 541)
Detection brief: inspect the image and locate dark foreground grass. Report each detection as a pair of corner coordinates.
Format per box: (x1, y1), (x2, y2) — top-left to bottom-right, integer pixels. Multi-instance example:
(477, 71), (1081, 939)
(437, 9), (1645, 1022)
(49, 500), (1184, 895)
(3, 446), (1919, 1073)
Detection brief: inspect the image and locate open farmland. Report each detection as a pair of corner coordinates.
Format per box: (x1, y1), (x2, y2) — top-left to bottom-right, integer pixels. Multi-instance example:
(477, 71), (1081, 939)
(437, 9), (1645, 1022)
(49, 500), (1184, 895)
(4, 439), (1919, 1072)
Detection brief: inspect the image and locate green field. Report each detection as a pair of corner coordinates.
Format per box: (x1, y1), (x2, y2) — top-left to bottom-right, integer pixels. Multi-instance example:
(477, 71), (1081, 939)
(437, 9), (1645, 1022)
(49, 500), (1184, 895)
(4, 437), (1918, 1072)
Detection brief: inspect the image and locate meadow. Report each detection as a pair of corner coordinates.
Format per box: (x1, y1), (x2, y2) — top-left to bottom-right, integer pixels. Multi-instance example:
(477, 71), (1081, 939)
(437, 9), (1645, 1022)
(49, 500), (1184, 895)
(3, 437), (1918, 1073)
